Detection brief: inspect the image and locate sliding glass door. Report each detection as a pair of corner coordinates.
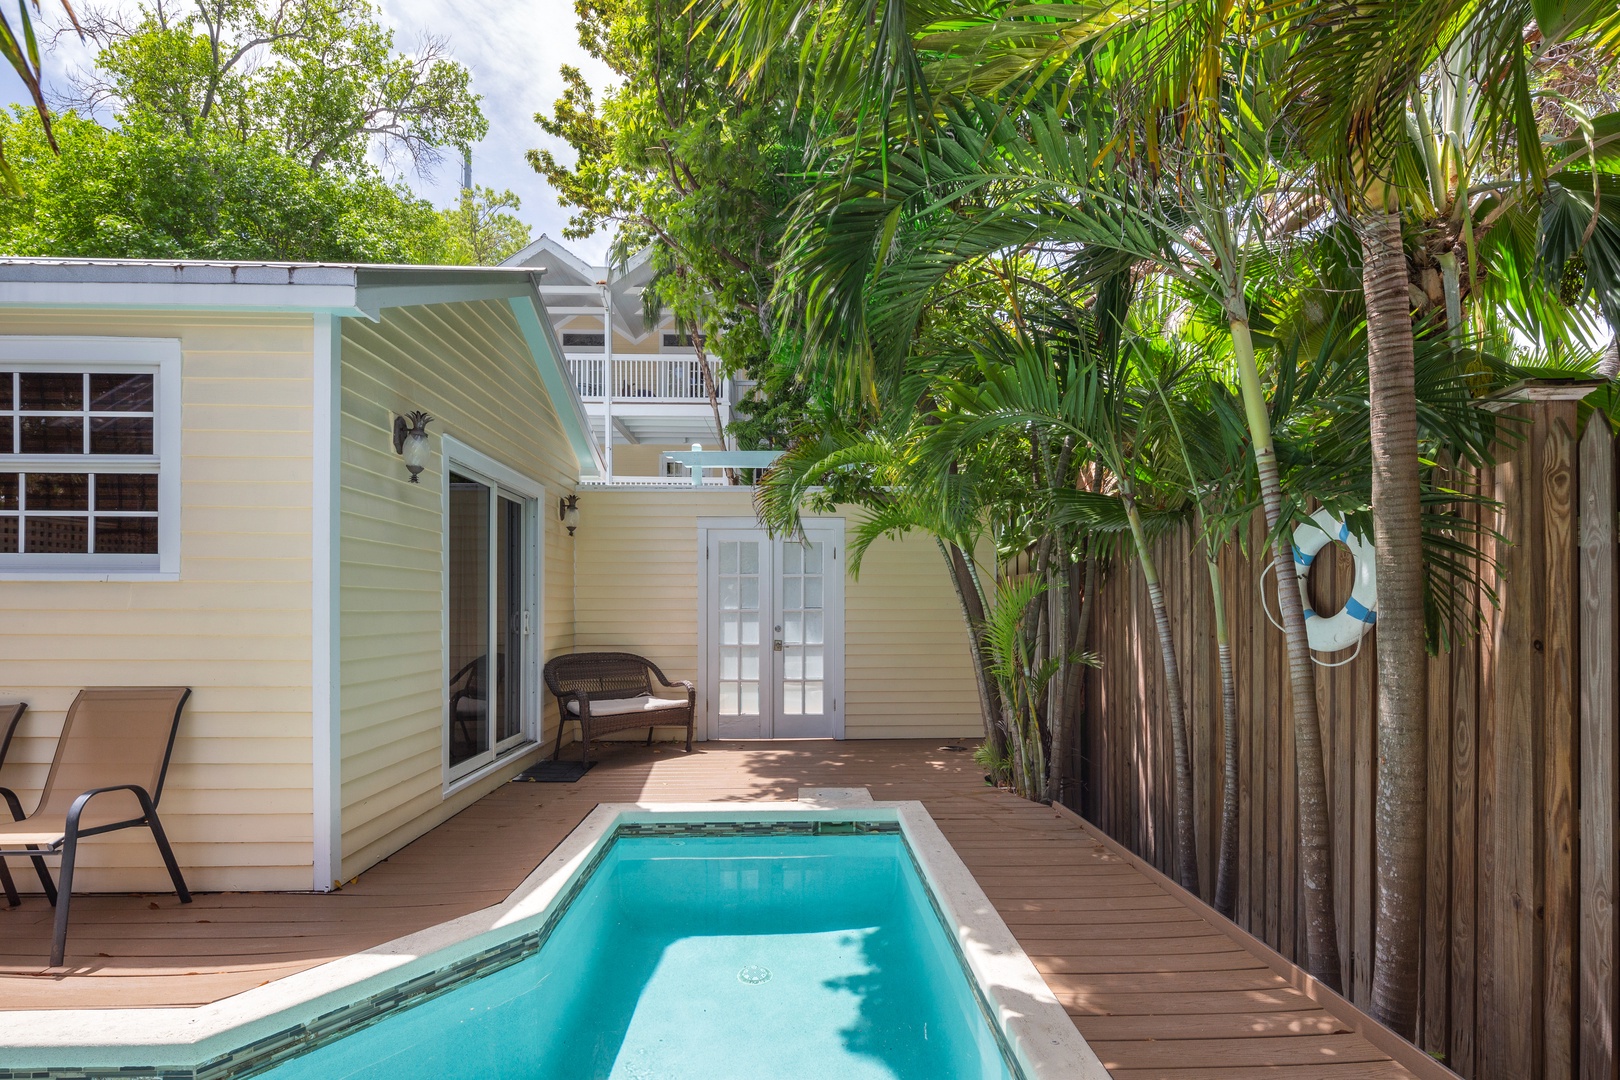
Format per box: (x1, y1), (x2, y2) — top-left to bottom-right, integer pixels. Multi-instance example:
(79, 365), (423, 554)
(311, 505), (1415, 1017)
(446, 460), (538, 782)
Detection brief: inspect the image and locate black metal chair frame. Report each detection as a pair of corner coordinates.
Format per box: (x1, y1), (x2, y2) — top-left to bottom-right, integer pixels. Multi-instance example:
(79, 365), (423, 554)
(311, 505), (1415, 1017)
(0, 702), (54, 908)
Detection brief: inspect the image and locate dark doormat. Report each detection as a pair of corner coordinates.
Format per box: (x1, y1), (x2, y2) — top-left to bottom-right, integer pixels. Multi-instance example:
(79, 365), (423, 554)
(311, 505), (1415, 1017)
(513, 759), (596, 783)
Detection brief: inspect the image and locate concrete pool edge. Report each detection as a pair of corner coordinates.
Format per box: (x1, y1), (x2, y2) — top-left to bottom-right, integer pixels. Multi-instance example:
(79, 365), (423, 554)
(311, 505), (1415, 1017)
(0, 798), (1109, 1080)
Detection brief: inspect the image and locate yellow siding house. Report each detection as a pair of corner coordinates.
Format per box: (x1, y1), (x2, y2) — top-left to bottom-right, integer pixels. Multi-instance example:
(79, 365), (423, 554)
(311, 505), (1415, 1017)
(0, 258), (983, 899)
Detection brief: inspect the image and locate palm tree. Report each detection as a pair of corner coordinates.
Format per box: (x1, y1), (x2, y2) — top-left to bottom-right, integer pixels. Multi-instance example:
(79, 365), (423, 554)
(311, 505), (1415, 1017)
(1138, 334), (1255, 917)
(1286, 0), (1620, 1032)
(762, 81), (1344, 982)
(756, 420), (1008, 756)
(929, 324), (1204, 889)
(754, 353), (1099, 802)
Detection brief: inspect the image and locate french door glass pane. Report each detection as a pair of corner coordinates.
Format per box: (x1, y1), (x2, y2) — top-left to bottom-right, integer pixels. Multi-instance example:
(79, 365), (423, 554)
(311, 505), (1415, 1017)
(496, 496), (525, 744)
(780, 540), (826, 717)
(447, 472), (490, 767)
(716, 539), (762, 716)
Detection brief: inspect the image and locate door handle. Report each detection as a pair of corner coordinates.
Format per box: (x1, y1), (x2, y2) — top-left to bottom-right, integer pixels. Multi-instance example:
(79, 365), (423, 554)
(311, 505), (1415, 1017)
(773, 640), (783, 651)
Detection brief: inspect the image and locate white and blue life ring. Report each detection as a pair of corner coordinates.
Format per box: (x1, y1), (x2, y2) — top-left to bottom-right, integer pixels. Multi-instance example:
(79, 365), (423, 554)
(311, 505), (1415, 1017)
(1293, 508), (1377, 653)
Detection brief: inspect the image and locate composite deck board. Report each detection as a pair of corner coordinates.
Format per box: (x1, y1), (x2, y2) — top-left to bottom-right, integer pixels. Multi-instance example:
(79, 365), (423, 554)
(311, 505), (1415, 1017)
(0, 740), (1437, 1077)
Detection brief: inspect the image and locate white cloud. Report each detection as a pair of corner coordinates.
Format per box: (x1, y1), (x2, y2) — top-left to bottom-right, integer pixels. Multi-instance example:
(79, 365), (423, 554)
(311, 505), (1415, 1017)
(374, 0), (618, 260)
(0, 0), (619, 261)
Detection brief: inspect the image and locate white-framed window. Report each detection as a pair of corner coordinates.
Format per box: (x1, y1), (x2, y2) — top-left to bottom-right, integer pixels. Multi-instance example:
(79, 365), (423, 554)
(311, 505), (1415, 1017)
(0, 337), (181, 578)
(441, 437), (543, 791)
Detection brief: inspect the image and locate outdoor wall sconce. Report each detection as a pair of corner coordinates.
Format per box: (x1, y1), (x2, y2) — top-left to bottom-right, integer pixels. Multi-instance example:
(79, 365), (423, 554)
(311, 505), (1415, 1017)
(392, 410), (433, 483)
(559, 493), (580, 536)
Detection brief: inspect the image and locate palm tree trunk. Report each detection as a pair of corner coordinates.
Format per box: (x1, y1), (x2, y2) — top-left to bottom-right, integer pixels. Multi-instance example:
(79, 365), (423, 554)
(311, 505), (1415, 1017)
(1207, 553), (1241, 919)
(1045, 549), (1070, 805)
(1229, 317), (1344, 991)
(1159, 386), (1240, 915)
(939, 538), (1004, 757)
(1122, 486), (1199, 891)
(1361, 210), (1428, 1038)
(991, 577), (1036, 798)
(1052, 549), (1095, 806)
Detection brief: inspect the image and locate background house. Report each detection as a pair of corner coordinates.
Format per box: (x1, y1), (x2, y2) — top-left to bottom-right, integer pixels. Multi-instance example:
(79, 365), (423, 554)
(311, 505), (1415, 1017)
(503, 236), (745, 481)
(0, 258), (980, 900)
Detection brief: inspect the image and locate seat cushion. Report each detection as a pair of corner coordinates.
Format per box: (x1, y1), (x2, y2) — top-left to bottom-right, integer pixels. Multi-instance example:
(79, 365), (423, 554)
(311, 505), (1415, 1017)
(566, 694), (688, 717)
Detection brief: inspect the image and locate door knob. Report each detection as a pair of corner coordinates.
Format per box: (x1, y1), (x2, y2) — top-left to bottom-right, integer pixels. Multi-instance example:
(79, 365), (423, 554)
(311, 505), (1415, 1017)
(773, 639), (783, 651)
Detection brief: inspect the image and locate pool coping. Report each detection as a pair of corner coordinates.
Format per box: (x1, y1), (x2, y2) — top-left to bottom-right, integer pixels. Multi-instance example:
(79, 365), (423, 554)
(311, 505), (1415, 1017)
(0, 797), (1108, 1080)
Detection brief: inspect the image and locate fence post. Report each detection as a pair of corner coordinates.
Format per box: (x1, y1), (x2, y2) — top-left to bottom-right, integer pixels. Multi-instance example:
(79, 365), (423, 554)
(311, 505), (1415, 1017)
(1581, 414), (1618, 1080)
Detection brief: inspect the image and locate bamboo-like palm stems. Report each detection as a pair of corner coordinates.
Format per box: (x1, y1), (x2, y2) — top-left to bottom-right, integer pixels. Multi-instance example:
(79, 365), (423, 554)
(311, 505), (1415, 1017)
(937, 536), (1008, 762)
(1119, 479), (1199, 889)
(1153, 371), (1242, 917)
(1230, 318), (1343, 989)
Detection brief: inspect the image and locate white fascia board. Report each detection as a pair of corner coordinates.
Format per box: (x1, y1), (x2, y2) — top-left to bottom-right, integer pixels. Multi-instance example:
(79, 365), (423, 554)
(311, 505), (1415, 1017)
(507, 292), (607, 480)
(353, 280), (538, 321)
(0, 279), (367, 314)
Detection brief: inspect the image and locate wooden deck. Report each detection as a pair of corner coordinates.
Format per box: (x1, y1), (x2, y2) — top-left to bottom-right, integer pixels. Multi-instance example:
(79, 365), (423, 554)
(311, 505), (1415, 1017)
(0, 740), (1448, 1078)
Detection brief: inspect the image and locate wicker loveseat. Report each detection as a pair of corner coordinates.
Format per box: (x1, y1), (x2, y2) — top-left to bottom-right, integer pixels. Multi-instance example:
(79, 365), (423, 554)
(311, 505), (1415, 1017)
(542, 652), (695, 763)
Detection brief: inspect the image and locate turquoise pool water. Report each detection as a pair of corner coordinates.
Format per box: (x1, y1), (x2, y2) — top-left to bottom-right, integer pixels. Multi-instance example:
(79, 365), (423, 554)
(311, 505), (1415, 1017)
(262, 831), (1016, 1080)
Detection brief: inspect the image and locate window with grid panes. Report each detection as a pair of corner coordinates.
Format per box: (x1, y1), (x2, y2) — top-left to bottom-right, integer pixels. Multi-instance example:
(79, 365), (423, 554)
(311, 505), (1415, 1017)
(0, 354), (171, 573)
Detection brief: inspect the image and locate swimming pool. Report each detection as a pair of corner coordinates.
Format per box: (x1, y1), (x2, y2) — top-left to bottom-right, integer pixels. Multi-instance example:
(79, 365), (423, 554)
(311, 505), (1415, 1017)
(262, 829), (1014, 1080)
(0, 801), (1107, 1080)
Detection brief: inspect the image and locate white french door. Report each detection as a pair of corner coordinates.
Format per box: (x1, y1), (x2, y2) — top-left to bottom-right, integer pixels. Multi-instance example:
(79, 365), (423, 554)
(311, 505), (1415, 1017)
(703, 523), (844, 740)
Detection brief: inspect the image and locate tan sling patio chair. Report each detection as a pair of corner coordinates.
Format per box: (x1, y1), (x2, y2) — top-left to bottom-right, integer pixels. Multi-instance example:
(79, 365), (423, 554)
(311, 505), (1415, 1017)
(0, 687), (193, 966)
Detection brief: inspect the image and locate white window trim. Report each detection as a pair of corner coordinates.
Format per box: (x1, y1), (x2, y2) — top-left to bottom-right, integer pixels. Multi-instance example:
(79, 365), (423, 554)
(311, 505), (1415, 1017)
(0, 336), (180, 580)
(440, 436), (544, 796)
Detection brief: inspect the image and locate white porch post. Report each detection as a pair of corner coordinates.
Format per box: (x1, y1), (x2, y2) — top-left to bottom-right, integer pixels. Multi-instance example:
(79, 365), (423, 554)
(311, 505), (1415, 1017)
(311, 313), (342, 891)
(602, 277), (614, 481)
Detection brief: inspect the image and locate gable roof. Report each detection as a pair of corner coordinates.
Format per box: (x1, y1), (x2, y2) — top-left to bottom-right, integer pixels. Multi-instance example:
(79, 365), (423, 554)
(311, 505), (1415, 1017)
(502, 235), (660, 339)
(0, 258), (605, 478)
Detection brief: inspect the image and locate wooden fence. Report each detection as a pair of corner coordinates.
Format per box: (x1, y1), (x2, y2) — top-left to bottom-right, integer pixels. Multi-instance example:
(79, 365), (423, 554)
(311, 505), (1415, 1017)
(1076, 394), (1619, 1080)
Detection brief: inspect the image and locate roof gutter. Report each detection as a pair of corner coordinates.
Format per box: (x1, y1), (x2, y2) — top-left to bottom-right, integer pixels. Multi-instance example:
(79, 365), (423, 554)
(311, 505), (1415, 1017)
(0, 262), (553, 319)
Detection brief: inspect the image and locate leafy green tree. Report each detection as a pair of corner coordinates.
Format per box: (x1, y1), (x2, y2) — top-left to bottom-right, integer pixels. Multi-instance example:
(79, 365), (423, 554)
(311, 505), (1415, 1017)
(0, 0), (82, 188)
(438, 186), (531, 265)
(0, 109), (459, 262)
(530, 0), (807, 398)
(0, 0), (494, 265)
(933, 325), (1206, 882)
(67, 0), (485, 174)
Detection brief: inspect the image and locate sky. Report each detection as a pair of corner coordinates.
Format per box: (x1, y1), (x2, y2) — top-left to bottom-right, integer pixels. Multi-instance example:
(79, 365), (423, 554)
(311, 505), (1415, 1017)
(0, 0), (617, 262)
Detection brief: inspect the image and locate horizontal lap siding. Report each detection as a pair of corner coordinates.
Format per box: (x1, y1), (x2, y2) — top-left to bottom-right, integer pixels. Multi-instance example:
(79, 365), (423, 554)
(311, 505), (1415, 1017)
(572, 489), (716, 687)
(0, 309), (316, 892)
(572, 490), (980, 740)
(338, 300), (578, 883)
(844, 532), (981, 738)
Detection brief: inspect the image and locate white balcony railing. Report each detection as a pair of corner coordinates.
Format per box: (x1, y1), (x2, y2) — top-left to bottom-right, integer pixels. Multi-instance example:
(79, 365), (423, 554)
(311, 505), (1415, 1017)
(567, 356), (713, 402)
